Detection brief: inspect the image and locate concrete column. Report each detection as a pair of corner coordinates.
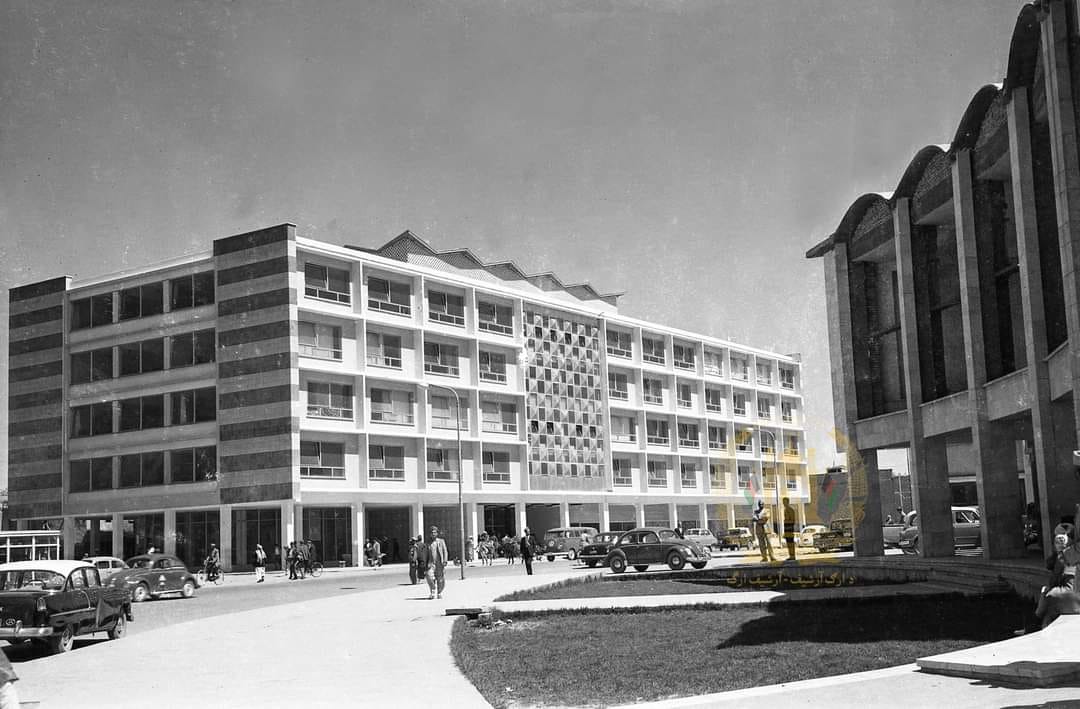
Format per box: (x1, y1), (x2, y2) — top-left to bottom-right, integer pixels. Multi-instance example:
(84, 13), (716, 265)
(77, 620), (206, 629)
(467, 502), (479, 549)
(697, 503), (707, 530)
(412, 501), (423, 538)
(668, 502), (678, 529)
(220, 507), (233, 572)
(163, 510), (176, 556)
(282, 502), (295, 549)
(515, 502), (527, 538)
(357, 504), (367, 562)
(636, 504), (646, 528)
(112, 513), (123, 558)
(918, 438), (955, 556)
(849, 448), (883, 557)
(350, 504), (360, 568)
(61, 518), (74, 560)
(953, 148), (1025, 558)
(727, 504), (736, 529)
(797, 503), (806, 529)
(559, 500), (570, 528)
(600, 501), (611, 532)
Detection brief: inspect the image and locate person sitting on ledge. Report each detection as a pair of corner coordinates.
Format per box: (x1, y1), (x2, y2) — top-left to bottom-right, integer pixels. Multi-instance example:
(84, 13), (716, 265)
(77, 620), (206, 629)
(1036, 523), (1080, 628)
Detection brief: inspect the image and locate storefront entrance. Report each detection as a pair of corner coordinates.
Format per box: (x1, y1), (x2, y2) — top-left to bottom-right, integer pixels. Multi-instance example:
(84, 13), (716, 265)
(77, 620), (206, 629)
(366, 507), (410, 564)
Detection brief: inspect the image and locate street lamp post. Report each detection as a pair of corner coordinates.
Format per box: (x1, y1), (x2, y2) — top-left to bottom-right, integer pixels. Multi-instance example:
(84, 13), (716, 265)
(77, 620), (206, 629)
(427, 383), (466, 581)
(756, 429), (782, 541)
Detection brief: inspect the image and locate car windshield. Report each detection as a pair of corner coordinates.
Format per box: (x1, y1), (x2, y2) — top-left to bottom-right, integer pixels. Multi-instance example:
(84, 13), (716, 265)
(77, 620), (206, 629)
(126, 557), (151, 569)
(658, 530), (680, 540)
(0, 570), (67, 591)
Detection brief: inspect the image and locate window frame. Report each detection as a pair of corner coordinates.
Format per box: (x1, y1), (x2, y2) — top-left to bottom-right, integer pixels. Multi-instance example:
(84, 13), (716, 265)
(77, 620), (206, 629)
(304, 262), (352, 304)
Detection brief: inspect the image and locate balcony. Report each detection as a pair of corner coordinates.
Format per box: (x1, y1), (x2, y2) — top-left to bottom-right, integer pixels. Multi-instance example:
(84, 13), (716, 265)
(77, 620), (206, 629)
(613, 474), (633, 487)
(306, 405), (353, 420)
(607, 345), (632, 358)
(732, 370), (749, 382)
(612, 432), (637, 443)
(305, 286), (351, 304)
(424, 362), (460, 377)
(369, 298), (411, 317)
(480, 370), (507, 384)
(733, 406), (747, 417)
(366, 354), (402, 369)
(784, 447), (800, 457)
(609, 388), (629, 401)
(482, 421), (518, 434)
(708, 440), (727, 451)
(647, 473), (668, 487)
(427, 469), (457, 482)
(483, 471), (511, 483)
(644, 394), (663, 405)
(678, 436), (699, 448)
(760, 445), (775, 456)
(646, 434), (670, 446)
(478, 319), (513, 336)
(642, 353), (665, 365)
(681, 475), (697, 488)
(300, 466), (344, 478)
(735, 443), (753, 453)
(431, 415), (466, 430)
(704, 364), (722, 376)
(429, 310), (465, 327)
(370, 411), (414, 425)
(706, 403), (723, 413)
(674, 359), (695, 371)
(368, 468), (405, 480)
(780, 379), (795, 390)
(677, 397), (692, 408)
(758, 411), (772, 421)
(782, 414), (794, 424)
(300, 343), (342, 360)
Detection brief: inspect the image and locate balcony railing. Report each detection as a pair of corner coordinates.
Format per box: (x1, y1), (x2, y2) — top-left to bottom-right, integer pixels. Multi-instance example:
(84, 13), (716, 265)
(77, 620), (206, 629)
(424, 362), (460, 377)
(307, 405), (353, 420)
(786, 478), (799, 490)
(607, 345), (632, 358)
(366, 354), (402, 369)
(704, 364), (722, 376)
(430, 415), (465, 430)
(681, 476), (697, 488)
(757, 376), (772, 386)
(780, 380), (795, 390)
(483, 471), (511, 483)
(427, 469), (457, 482)
(677, 398), (692, 408)
(784, 447), (800, 457)
(647, 435), (670, 445)
(760, 446), (775, 456)
(609, 388), (629, 400)
(758, 411), (772, 420)
(674, 359), (695, 370)
(678, 437), (699, 448)
(299, 343), (342, 360)
(429, 310), (465, 327)
(647, 474), (668, 487)
(368, 468), (405, 480)
(482, 421), (518, 434)
(708, 440), (727, 451)
(733, 406), (747, 416)
(478, 320), (513, 336)
(642, 353), (665, 365)
(706, 403), (723, 412)
(300, 466), (345, 478)
(370, 411), (414, 425)
(782, 414), (794, 423)
(613, 475), (633, 487)
(612, 432), (637, 443)
(732, 370), (749, 381)
(480, 370), (507, 383)
(369, 298), (411, 316)
(305, 286), (351, 304)
(736, 443), (753, 453)
(644, 394), (663, 405)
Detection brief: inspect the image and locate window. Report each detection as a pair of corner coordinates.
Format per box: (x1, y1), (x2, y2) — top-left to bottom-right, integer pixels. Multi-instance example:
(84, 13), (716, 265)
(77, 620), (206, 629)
(119, 452), (165, 488)
(367, 276), (411, 316)
(169, 388), (215, 426)
(477, 301), (514, 335)
(479, 351), (507, 383)
(301, 441), (346, 478)
(423, 341), (460, 376)
(756, 362), (773, 385)
(368, 444), (404, 479)
(781, 401), (794, 423)
(710, 462), (729, 489)
(735, 429), (753, 452)
(730, 355), (749, 381)
(170, 446), (217, 483)
(304, 263), (351, 303)
(760, 433), (775, 456)
(733, 392), (747, 417)
(643, 378), (663, 405)
(482, 451), (510, 483)
(307, 382), (353, 419)
(611, 416), (636, 443)
(681, 463), (698, 488)
(704, 350), (723, 376)
(673, 343), (695, 370)
(299, 322), (342, 360)
(119, 338), (165, 376)
(427, 290), (465, 326)
(606, 330), (632, 358)
(612, 458), (633, 487)
(786, 468), (799, 491)
(170, 272), (215, 311)
(365, 331), (402, 369)
(71, 347), (113, 384)
(370, 388), (414, 425)
(708, 425), (728, 450)
(677, 383), (693, 408)
(71, 402), (114, 438)
(647, 460), (668, 487)
(70, 293), (114, 330)
(646, 418), (669, 445)
(429, 394), (465, 429)
(757, 397), (772, 420)
(677, 422), (699, 448)
(608, 371), (629, 400)
(763, 466), (776, 489)
(482, 401), (517, 434)
(785, 436), (800, 457)
(119, 282), (164, 321)
(779, 367), (795, 389)
(737, 464), (753, 490)
(426, 447), (459, 481)
(170, 329), (216, 368)
(119, 395), (165, 431)
(70, 457), (112, 493)
(642, 337), (665, 364)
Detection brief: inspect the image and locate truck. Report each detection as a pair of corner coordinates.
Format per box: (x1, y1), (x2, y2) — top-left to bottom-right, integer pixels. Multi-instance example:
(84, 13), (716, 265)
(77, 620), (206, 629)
(813, 519), (854, 552)
(883, 511), (916, 547)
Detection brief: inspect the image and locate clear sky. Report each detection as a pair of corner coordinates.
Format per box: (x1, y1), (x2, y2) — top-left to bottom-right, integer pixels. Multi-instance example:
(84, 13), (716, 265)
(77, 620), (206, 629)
(0, 0), (1025, 486)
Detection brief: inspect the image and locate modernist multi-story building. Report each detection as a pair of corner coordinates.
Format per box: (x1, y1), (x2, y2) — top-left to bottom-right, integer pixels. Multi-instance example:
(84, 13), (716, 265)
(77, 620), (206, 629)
(807, 0), (1080, 559)
(9, 224), (806, 569)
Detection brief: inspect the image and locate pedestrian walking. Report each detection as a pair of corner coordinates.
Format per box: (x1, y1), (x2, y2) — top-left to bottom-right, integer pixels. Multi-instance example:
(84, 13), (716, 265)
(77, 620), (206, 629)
(407, 536), (419, 584)
(519, 527), (535, 575)
(413, 534), (430, 593)
(752, 501), (776, 562)
(287, 541), (299, 580)
(254, 543), (267, 583)
(303, 539), (316, 576)
(782, 497), (797, 561)
(426, 526), (448, 599)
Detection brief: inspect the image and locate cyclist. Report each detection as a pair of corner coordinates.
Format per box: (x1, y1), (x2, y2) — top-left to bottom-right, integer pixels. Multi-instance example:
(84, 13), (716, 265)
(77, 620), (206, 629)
(204, 543), (221, 582)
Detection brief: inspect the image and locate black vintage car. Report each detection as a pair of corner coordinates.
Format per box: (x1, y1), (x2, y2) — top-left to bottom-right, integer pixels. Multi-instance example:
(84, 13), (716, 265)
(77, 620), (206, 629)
(579, 532), (621, 568)
(605, 527), (711, 573)
(107, 553), (199, 602)
(0, 560), (133, 654)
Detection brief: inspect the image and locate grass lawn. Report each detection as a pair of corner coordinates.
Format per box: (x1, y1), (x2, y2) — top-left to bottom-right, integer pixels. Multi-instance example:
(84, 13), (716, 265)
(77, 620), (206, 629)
(452, 594), (1033, 708)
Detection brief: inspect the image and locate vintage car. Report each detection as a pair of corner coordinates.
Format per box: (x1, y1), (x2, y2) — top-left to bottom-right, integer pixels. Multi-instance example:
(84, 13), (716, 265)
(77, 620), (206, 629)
(717, 527), (755, 550)
(814, 519), (854, 552)
(84, 556), (129, 580)
(0, 560), (133, 654)
(543, 527), (599, 562)
(683, 528), (719, 551)
(579, 532), (621, 568)
(798, 524), (828, 548)
(106, 553), (199, 602)
(900, 506), (981, 554)
(605, 527), (711, 573)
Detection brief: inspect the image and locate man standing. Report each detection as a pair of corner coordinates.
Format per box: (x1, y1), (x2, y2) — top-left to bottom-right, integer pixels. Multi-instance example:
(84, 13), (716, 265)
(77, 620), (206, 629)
(426, 526), (448, 599)
(782, 497), (797, 561)
(752, 501), (776, 562)
(519, 528), (535, 575)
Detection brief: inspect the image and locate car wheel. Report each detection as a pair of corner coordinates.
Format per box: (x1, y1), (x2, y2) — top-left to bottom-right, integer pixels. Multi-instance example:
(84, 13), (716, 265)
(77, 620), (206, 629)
(633, 565), (649, 573)
(50, 624), (74, 654)
(609, 556), (626, 574)
(691, 562), (707, 570)
(547, 555), (555, 562)
(132, 583), (150, 603)
(667, 552), (686, 571)
(567, 548), (577, 561)
(586, 560), (597, 568)
(107, 614), (126, 640)
(181, 579), (196, 598)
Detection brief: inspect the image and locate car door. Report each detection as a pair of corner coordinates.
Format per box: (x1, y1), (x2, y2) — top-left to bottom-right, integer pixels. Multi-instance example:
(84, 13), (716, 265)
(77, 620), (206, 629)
(66, 569), (94, 635)
(157, 558), (182, 592)
(82, 567), (111, 631)
(619, 531), (643, 564)
(639, 531), (663, 564)
(954, 510), (979, 546)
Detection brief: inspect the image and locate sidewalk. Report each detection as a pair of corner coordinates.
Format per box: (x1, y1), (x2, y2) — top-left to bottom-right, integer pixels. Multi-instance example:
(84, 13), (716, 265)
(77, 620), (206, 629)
(11, 566), (1080, 708)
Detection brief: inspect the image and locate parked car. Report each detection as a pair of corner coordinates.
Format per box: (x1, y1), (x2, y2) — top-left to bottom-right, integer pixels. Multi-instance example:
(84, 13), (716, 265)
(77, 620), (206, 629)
(883, 511), (917, 547)
(605, 527), (711, 573)
(683, 528), (719, 551)
(83, 556), (129, 580)
(106, 553), (199, 602)
(797, 524), (828, 548)
(0, 560), (132, 654)
(717, 527), (755, 550)
(543, 527), (599, 562)
(900, 506), (981, 554)
(814, 519), (854, 552)
(579, 532), (621, 568)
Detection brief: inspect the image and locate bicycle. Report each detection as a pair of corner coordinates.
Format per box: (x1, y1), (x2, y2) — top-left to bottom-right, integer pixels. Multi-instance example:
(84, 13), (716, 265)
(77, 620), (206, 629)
(308, 561), (324, 578)
(197, 563), (224, 586)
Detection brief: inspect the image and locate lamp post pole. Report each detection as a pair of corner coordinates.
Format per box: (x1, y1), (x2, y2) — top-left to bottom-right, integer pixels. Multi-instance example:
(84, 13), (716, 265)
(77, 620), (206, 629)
(427, 383), (466, 580)
(755, 429), (782, 540)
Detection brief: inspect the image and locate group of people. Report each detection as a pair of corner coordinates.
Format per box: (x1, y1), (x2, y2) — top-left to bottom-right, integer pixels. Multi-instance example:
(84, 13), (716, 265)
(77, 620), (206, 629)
(472, 530), (541, 567)
(406, 526), (449, 599)
(1035, 521), (1080, 628)
(286, 540), (317, 580)
(751, 497), (799, 563)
